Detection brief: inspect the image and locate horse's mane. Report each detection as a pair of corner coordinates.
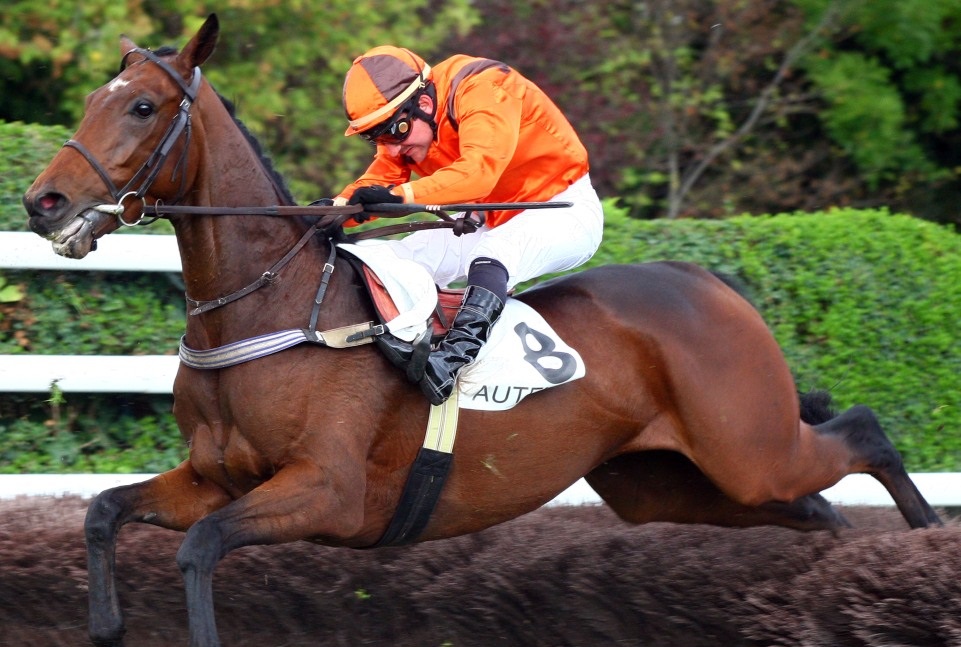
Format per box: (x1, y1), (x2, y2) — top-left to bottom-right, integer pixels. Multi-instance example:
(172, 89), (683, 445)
(215, 93), (296, 205)
(152, 46), (297, 206)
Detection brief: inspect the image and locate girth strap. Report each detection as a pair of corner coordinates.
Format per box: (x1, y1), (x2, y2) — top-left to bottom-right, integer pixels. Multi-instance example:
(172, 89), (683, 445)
(370, 391), (460, 548)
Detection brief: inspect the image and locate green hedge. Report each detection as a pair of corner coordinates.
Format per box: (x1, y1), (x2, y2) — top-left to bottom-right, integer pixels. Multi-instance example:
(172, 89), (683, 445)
(0, 270), (186, 472)
(1, 119), (958, 473)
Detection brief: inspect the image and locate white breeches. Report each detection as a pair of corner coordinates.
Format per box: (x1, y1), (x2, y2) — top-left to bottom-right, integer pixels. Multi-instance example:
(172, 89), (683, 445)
(380, 174), (603, 289)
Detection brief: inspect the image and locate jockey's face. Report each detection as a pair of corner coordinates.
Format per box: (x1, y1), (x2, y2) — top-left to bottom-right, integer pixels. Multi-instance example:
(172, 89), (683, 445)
(381, 94), (434, 165)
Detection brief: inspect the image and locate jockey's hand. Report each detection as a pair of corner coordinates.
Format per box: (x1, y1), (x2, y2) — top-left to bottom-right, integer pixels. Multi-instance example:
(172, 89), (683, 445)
(348, 185), (403, 223)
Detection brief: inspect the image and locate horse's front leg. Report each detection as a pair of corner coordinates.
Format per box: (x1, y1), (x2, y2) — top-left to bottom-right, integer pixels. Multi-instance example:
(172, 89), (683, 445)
(84, 461), (232, 647)
(176, 460), (367, 647)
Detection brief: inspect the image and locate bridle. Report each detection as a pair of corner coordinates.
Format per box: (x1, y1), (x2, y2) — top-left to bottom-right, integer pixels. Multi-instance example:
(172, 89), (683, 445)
(63, 47), (202, 227)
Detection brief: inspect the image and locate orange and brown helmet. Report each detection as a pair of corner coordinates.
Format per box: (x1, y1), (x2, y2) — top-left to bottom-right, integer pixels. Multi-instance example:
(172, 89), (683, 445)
(343, 46), (432, 137)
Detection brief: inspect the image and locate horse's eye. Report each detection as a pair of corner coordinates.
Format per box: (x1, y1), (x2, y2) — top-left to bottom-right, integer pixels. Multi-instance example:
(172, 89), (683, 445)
(132, 101), (154, 118)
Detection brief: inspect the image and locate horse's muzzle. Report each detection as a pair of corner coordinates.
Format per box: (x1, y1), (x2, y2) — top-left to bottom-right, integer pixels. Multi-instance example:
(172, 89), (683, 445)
(23, 186), (114, 257)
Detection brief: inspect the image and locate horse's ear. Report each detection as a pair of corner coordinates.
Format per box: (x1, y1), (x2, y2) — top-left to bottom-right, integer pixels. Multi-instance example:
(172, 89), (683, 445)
(120, 36), (139, 60)
(179, 13), (219, 70)
(118, 35), (151, 71)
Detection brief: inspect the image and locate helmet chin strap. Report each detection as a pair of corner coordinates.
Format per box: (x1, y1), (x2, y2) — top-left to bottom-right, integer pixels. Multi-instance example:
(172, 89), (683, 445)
(413, 103), (438, 140)
(417, 82), (439, 141)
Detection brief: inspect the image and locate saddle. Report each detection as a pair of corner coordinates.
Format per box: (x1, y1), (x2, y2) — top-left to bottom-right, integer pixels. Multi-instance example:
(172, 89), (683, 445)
(341, 253), (450, 382)
(363, 265), (460, 340)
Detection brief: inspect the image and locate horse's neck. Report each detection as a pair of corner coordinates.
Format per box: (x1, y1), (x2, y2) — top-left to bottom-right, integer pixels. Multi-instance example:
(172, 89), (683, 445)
(174, 93), (331, 343)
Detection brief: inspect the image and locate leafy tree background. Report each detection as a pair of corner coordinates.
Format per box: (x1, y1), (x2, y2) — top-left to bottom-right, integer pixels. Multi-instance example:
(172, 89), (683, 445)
(2, 0), (961, 223)
(0, 0), (479, 201)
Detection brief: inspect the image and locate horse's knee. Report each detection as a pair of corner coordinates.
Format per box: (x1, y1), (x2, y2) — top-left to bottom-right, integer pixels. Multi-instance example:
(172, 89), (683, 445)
(758, 494), (851, 531)
(85, 489), (129, 545)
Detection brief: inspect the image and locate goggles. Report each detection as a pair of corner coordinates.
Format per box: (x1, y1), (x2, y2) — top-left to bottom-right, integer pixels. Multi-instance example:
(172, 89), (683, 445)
(360, 94), (420, 145)
(360, 111), (413, 145)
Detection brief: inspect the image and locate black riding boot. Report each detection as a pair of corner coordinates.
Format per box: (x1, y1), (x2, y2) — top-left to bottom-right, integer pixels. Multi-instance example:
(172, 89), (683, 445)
(418, 285), (504, 405)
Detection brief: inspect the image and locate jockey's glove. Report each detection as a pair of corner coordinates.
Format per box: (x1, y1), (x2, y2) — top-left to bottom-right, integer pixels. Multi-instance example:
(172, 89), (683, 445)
(348, 185), (403, 223)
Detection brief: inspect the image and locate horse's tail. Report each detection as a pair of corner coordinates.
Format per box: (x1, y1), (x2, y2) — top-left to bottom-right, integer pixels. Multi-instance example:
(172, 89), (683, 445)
(799, 389), (839, 425)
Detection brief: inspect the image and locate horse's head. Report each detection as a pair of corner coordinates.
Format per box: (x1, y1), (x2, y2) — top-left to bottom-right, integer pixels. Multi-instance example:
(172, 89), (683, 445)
(23, 14), (220, 258)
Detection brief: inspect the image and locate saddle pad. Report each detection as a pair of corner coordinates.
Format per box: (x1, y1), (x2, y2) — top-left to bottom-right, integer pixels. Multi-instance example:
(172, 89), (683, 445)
(457, 299), (585, 411)
(337, 241), (586, 410)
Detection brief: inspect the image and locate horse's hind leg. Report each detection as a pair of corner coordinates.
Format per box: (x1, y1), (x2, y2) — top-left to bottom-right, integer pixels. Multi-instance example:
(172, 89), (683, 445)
(84, 462), (231, 647)
(586, 451), (850, 531)
(812, 405), (942, 528)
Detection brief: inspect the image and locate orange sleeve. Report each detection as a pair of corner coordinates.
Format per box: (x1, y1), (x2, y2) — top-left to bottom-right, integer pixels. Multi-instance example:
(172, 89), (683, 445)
(396, 71), (523, 205)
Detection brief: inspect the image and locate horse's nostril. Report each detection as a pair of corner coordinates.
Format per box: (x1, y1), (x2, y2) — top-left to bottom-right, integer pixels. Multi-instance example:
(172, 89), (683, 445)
(33, 192), (66, 216)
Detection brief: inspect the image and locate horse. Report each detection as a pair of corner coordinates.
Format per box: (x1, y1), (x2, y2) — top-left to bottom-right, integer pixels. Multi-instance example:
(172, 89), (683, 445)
(22, 14), (940, 647)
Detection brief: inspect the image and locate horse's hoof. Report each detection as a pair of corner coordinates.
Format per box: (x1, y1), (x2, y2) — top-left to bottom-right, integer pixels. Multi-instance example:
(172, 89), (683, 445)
(89, 620), (126, 647)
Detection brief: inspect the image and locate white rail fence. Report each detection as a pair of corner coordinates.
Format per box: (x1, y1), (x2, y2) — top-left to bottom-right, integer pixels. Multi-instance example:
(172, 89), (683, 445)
(2, 231), (958, 506)
(2, 231), (180, 394)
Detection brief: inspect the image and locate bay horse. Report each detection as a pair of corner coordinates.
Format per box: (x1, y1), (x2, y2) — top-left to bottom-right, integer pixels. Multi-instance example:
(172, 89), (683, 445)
(23, 15), (940, 647)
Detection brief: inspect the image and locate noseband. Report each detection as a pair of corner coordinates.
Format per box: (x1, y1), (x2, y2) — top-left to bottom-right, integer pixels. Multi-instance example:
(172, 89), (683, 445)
(64, 48), (202, 226)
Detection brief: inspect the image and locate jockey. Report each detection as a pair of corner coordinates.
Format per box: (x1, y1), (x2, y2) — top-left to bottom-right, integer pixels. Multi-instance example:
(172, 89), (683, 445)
(334, 46), (603, 406)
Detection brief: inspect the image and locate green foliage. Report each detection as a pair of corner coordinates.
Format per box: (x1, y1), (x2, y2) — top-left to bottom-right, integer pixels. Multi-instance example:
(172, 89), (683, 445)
(904, 67), (961, 134)
(442, 0), (961, 224)
(0, 275), (24, 304)
(796, 0), (961, 196)
(0, 394), (184, 473)
(804, 53), (928, 188)
(8, 2), (961, 222)
(742, 210), (961, 471)
(840, 0), (954, 68)
(208, 0), (478, 201)
(0, 271), (185, 355)
(0, 2), (156, 124)
(0, 1), (479, 202)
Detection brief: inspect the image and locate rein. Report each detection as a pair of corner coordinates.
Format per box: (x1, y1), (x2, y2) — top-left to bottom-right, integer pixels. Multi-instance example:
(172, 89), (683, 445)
(103, 200), (571, 242)
(178, 199), (572, 316)
(181, 209), (485, 317)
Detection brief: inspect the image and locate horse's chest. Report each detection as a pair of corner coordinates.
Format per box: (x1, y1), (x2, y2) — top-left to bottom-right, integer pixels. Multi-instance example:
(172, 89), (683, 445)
(185, 417), (277, 495)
